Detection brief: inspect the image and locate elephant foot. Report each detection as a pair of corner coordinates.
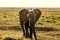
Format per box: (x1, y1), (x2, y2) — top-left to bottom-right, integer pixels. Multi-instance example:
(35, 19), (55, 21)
(29, 36), (32, 39)
(25, 33), (30, 38)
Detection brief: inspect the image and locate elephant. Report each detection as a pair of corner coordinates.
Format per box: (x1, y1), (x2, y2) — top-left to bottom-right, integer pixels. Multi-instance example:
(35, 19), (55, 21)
(19, 8), (41, 40)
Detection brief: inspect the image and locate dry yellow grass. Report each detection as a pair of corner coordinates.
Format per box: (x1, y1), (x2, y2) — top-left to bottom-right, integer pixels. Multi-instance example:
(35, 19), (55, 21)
(0, 8), (60, 40)
(0, 30), (60, 40)
(0, 8), (60, 29)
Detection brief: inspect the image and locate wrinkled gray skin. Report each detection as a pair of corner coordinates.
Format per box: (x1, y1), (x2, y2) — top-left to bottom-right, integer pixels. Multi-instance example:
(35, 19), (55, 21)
(19, 8), (41, 40)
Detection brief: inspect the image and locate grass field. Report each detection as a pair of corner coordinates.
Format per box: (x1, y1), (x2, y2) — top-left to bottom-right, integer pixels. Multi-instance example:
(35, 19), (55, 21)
(0, 8), (60, 28)
(0, 8), (60, 40)
(0, 30), (60, 40)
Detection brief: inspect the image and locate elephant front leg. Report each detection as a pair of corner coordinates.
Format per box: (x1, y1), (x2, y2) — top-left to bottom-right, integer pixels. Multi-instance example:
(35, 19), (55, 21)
(30, 26), (33, 39)
(20, 21), (25, 36)
(25, 22), (30, 38)
(33, 25), (37, 40)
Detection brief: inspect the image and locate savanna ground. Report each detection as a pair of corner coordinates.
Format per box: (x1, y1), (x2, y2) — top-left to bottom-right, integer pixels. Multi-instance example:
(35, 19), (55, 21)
(0, 8), (60, 40)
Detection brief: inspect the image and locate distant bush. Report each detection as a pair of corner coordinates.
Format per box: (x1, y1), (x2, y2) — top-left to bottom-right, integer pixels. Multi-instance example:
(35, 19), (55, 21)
(0, 37), (2, 39)
(42, 16), (44, 17)
(38, 23), (44, 25)
(46, 20), (56, 23)
(46, 21), (51, 23)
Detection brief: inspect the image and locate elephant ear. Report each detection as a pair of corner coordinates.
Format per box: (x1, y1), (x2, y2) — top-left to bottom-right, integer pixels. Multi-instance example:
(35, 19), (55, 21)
(19, 9), (29, 22)
(34, 9), (41, 15)
(19, 9), (28, 15)
(33, 9), (41, 21)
